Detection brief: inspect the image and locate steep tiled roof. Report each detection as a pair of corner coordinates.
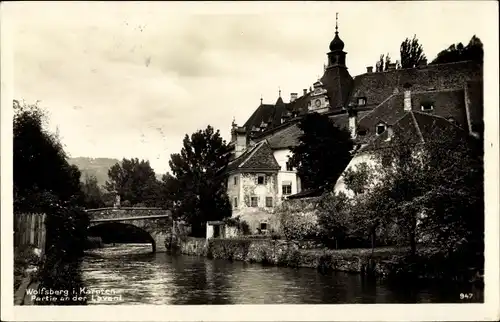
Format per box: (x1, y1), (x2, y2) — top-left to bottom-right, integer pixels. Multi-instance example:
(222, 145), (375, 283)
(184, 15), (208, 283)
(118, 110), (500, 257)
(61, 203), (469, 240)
(360, 110), (466, 153)
(356, 88), (468, 144)
(265, 123), (302, 149)
(240, 61), (481, 145)
(347, 60), (482, 109)
(321, 67), (353, 109)
(225, 141), (280, 174)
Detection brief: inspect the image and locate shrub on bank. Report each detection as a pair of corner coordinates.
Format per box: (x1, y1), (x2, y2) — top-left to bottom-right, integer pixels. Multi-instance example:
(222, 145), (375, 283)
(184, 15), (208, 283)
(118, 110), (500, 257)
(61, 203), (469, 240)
(208, 238), (253, 261)
(276, 199), (320, 241)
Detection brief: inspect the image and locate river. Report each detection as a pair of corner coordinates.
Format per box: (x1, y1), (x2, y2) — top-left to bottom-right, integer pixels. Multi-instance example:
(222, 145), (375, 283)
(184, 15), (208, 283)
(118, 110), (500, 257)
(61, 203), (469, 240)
(80, 244), (483, 305)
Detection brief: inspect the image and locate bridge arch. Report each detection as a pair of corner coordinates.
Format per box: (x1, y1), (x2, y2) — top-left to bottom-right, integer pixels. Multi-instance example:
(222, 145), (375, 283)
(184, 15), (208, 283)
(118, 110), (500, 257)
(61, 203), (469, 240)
(86, 207), (172, 253)
(87, 222), (158, 252)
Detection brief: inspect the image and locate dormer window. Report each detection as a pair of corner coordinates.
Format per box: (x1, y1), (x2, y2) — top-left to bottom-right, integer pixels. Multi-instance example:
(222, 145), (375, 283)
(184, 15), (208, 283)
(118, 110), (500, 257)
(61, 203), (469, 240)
(421, 103), (434, 111)
(376, 124), (386, 135)
(357, 97), (367, 106)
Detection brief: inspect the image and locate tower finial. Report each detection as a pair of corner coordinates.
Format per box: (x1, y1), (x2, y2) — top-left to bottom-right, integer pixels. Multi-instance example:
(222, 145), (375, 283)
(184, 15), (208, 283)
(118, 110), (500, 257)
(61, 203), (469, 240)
(260, 94), (263, 105)
(278, 86), (281, 98)
(335, 12), (339, 34)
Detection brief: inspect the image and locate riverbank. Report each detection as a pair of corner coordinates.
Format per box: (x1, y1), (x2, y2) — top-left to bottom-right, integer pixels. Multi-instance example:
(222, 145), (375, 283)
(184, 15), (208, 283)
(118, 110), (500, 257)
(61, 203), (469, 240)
(176, 237), (406, 278)
(175, 237), (484, 283)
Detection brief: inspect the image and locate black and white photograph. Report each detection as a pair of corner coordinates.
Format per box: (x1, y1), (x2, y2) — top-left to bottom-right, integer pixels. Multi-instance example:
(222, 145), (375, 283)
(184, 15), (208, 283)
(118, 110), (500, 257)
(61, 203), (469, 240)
(1, 1), (499, 321)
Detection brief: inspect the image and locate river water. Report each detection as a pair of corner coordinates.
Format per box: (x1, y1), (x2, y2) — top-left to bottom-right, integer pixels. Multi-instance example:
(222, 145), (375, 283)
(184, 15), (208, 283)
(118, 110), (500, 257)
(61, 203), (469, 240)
(80, 244), (483, 305)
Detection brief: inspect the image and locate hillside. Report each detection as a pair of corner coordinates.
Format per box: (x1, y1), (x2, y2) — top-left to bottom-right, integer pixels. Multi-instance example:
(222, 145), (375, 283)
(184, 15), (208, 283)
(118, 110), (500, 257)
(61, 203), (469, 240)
(69, 157), (120, 187)
(69, 157), (165, 187)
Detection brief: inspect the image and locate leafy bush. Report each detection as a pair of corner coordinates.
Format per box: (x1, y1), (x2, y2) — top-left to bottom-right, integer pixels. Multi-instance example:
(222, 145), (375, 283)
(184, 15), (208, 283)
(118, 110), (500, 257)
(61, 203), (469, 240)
(208, 238), (252, 260)
(276, 199), (320, 240)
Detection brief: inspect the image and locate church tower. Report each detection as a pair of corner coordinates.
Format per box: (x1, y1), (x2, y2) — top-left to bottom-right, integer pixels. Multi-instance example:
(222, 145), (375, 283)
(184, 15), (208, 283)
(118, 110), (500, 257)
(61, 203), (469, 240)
(320, 13), (353, 110)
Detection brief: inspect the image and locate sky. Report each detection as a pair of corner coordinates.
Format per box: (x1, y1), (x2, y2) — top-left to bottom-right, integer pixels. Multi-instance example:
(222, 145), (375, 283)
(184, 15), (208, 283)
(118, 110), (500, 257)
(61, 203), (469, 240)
(5, 1), (495, 175)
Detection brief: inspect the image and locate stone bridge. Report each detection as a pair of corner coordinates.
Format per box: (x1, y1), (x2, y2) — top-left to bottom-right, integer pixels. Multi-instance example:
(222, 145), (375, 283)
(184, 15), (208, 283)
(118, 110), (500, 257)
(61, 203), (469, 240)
(86, 207), (172, 252)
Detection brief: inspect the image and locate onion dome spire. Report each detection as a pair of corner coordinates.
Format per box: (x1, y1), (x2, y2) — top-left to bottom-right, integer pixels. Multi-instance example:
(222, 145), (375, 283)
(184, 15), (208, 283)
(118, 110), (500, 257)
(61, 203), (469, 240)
(329, 12), (345, 51)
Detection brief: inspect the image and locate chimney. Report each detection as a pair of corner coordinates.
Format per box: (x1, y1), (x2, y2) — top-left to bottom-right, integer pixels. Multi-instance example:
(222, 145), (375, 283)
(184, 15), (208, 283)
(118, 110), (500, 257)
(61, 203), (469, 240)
(347, 104), (358, 139)
(290, 93), (298, 102)
(404, 89), (412, 111)
(303, 89), (307, 96)
(231, 126), (247, 158)
(366, 66), (373, 73)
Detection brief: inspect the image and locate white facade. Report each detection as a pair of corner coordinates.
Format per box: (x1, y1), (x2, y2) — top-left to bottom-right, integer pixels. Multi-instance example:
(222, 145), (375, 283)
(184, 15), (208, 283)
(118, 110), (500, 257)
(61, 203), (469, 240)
(333, 151), (379, 197)
(273, 149), (301, 201)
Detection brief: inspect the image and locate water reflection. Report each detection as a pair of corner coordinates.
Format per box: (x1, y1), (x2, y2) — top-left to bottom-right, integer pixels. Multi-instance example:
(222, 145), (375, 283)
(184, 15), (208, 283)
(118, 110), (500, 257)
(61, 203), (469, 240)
(81, 244), (483, 305)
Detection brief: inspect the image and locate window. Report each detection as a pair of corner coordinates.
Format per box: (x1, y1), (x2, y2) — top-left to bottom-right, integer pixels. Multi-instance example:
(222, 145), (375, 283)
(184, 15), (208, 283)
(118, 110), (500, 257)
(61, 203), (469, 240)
(256, 174), (266, 185)
(376, 124), (386, 135)
(357, 97), (367, 106)
(285, 161), (293, 171)
(421, 104), (434, 111)
(260, 222), (268, 232)
(233, 197), (238, 209)
(357, 129), (367, 136)
(282, 182), (292, 195)
(233, 176), (238, 185)
(251, 197), (258, 207)
(265, 197), (273, 207)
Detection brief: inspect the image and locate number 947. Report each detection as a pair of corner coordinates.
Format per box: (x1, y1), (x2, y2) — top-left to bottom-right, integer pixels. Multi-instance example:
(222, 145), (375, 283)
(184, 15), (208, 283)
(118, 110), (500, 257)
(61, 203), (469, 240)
(460, 293), (473, 300)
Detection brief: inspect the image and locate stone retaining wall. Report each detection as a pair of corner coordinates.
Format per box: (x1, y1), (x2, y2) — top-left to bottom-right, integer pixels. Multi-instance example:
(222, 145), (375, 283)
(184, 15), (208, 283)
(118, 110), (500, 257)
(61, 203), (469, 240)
(177, 238), (395, 277)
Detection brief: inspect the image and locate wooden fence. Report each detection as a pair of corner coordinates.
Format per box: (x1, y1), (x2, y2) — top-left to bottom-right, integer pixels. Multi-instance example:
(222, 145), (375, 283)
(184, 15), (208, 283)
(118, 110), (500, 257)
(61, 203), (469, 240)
(14, 213), (47, 253)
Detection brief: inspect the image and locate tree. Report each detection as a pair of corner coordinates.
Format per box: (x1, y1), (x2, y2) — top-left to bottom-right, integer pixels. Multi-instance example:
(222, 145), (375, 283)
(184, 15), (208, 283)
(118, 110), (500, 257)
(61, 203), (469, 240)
(288, 112), (353, 192)
(81, 174), (105, 209)
(13, 100), (84, 211)
(316, 192), (351, 249)
(376, 54), (385, 72)
(342, 162), (374, 196)
(400, 35), (427, 68)
(13, 100), (89, 257)
(162, 125), (232, 237)
(430, 35), (483, 65)
(369, 125), (483, 260)
(105, 158), (161, 207)
(384, 53), (391, 71)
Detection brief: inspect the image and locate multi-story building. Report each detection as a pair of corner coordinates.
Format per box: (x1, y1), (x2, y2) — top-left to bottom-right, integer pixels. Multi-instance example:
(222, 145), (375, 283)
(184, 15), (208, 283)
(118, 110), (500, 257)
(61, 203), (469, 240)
(223, 22), (483, 233)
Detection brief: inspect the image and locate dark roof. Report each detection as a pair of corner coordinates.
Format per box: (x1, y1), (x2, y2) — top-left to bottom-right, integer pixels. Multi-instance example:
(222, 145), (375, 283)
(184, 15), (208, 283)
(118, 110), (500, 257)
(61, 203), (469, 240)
(265, 123), (302, 149)
(240, 61), (481, 141)
(286, 189), (323, 200)
(321, 66), (353, 109)
(258, 110), (373, 150)
(356, 88), (468, 144)
(360, 110), (466, 153)
(348, 60), (482, 109)
(224, 141), (280, 174)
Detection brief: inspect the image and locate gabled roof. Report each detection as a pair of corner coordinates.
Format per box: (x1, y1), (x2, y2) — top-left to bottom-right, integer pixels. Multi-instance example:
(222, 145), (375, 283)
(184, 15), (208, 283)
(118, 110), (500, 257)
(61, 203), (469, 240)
(356, 88), (468, 144)
(224, 140), (280, 174)
(359, 110), (466, 153)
